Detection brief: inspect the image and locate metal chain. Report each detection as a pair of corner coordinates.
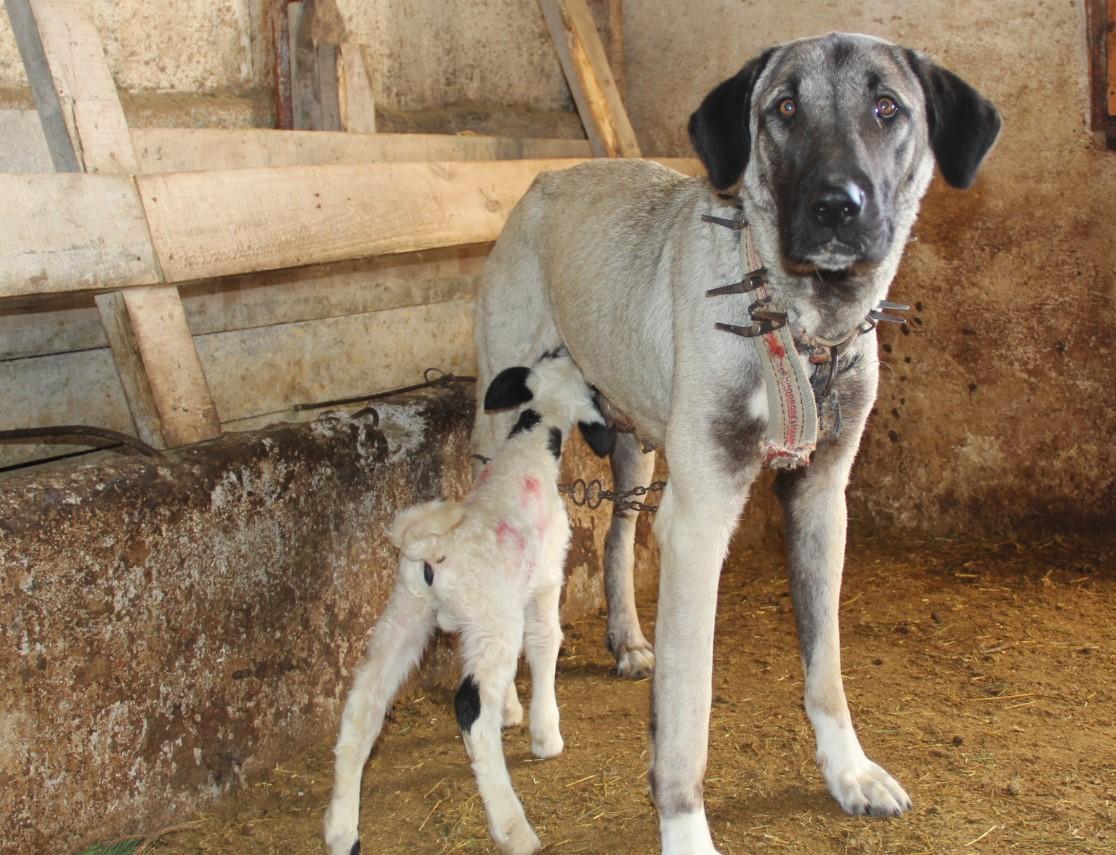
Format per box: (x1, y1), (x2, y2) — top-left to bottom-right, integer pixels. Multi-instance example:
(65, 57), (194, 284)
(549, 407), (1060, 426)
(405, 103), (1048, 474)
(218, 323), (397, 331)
(558, 478), (667, 514)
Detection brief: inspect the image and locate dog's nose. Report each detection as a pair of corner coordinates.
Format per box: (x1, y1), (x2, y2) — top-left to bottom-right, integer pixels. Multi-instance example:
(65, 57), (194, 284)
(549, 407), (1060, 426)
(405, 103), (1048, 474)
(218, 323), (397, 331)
(812, 180), (865, 228)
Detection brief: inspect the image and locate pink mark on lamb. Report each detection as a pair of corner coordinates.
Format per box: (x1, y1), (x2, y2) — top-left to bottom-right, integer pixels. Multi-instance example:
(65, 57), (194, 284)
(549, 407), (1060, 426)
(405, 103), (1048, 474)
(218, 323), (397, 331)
(495, 520), (526, 555)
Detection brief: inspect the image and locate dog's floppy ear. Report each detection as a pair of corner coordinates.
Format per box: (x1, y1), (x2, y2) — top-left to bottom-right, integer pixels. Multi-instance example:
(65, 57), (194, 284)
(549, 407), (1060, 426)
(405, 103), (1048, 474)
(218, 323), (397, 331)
(483, 366), (533, 411)
(906, 50), (1001, 190)
(688, 49), (774, 191)
(578, 421), (616, 457)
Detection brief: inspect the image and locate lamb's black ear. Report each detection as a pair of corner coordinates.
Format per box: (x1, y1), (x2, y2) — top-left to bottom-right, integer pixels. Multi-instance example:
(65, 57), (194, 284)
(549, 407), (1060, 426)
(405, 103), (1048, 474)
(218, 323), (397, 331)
(578, 421), (615, 458)
(483, 367), (533, 411)
(906, 50), (1001, 189)
(688, 49), (774, 191)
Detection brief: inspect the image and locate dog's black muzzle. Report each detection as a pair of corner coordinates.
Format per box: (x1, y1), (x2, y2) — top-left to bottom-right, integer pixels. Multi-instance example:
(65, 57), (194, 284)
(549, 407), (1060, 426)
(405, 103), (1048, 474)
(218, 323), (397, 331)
(783, 170), (893, 272)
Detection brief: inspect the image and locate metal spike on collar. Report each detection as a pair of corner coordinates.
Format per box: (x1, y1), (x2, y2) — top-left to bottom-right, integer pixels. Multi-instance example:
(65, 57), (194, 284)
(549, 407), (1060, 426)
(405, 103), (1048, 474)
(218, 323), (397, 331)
(701, 213), (745, 231)
(706, 267), (767, 297)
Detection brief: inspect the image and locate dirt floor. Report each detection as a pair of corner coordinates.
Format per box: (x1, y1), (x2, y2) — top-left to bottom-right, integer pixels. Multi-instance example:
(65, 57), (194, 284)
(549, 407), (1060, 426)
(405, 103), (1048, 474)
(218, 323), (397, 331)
(142, 531), (1115, 855)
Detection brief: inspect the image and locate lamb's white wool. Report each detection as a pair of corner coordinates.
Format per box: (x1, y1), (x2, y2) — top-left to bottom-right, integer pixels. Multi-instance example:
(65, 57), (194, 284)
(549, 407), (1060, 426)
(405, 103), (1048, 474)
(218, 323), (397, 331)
(325, 355), (606, 855)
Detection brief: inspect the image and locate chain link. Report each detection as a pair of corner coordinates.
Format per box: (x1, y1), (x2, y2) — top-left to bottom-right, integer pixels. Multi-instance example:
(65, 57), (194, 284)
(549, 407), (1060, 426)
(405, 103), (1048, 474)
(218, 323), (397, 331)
(558, 478), (667, 514)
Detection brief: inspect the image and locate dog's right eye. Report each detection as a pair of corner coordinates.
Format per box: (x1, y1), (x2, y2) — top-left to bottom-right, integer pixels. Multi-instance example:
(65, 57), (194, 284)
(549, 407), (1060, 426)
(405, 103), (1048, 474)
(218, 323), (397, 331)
(776, 97), (797, 119)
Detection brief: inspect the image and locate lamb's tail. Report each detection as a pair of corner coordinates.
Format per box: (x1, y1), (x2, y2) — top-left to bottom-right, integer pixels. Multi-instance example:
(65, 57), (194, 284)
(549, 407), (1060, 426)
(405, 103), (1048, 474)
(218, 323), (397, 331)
(324, 582), (436, 854)
(388, 499), (466, 562)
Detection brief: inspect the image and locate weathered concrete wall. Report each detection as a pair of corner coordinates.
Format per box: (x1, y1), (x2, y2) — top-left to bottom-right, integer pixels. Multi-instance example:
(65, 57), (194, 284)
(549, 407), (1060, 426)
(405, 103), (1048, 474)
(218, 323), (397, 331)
(0, 0), (579, 129)
(0, 382), (638, 851)
(622, 0), (1116, 535)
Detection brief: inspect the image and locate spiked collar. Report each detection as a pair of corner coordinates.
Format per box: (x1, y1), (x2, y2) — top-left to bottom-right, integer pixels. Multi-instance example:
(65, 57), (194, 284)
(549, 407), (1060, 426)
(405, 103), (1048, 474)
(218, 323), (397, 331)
(702, 196), (908, 468)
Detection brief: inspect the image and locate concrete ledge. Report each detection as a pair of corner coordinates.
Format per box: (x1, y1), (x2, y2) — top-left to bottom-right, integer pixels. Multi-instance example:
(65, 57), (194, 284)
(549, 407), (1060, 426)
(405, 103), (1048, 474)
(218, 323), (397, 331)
(0, 381), (638, 850)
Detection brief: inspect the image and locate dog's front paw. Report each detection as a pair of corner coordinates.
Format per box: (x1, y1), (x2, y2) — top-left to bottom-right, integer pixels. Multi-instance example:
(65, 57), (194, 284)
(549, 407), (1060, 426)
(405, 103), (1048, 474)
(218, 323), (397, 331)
(823, 756), (912, 817)
(614, 642), (655, 679)
(530, 727), (564, 759)
(660, 811), (722, 855)
(323, 802), (360, 855)
(494, 817), (542, 855)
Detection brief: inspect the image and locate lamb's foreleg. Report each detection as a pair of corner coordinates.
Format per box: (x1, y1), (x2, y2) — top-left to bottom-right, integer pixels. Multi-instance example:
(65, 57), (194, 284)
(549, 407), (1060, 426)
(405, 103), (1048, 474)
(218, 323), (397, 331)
(458, 620), (540, 855)
(324, 584), (436, 855)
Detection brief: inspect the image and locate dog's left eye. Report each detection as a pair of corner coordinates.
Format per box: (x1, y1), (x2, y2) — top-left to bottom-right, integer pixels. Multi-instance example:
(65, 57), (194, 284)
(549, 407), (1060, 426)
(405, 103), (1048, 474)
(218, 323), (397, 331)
(875, 96), (900, 119)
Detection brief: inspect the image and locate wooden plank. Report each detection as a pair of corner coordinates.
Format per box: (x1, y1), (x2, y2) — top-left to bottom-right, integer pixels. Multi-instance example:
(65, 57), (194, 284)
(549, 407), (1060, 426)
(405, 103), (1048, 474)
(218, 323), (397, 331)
(0, 346), (133, 471)
(272, 0), (295, 130)
(338, 42), (376, 133)
(539, 0), (640, 157)
(0, 246), (487, 362)
(16, 0), (138, 173)
(0, 108), (593, 171)
(3, 0), (79, 171)
(1, 158), (702, 300)
(94, 287), (221, 448)
(0, 108), (54, 171)
(317, 43), (342, 130)
(608, 0), (624, 100)
(0, 173), (161, 298)
(0, 299), (476, 469)
(196, 299), (475, 424)
(137, 158), (580, 282)
(1108, 0), (1116, 116)
(131, 127), (592, 171)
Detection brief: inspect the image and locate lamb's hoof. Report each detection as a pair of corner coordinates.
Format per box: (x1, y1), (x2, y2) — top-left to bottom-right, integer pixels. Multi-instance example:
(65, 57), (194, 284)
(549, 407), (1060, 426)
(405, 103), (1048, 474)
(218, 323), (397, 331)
(502, 694), (524, 728)
(495, 819), (542, 855)
(530, 729), (564, 759)
(827, 758), (912, 817)
(615, 643), (655, 679)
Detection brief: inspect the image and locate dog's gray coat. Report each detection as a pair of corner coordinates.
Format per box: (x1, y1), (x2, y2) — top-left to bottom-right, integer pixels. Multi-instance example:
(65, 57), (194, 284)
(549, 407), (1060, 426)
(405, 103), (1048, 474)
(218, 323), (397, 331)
(472, 33), (1000, 854)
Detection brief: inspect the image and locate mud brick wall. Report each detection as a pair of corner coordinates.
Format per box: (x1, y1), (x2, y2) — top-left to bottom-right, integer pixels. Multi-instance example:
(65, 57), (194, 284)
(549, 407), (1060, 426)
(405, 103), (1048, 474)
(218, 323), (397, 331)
(0, 382), (644, 852)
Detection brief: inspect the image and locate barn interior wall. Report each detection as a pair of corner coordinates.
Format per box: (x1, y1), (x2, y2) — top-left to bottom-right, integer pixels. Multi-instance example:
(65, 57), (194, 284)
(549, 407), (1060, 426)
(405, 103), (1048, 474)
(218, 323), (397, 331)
(1, 1), (1112, 533)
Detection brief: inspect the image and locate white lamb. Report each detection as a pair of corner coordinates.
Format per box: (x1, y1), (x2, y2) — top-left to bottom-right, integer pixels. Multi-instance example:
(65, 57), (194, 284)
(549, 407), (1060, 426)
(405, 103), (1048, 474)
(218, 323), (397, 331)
(324, 354), (614, 855)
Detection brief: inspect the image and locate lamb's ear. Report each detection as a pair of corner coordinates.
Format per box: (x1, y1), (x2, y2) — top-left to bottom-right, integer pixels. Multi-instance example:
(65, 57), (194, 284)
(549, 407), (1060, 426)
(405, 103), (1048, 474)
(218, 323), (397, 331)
(389, 500), (465, 552)
(688, 49), (774, 190)
(483, 366), (533, 411)
(905, 50), (1001, 189)
(578, 421), (615, 457)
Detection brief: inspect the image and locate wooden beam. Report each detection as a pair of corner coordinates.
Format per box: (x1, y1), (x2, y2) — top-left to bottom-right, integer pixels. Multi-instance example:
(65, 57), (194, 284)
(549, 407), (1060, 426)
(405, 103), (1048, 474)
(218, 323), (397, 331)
(9, 0), (138, 173)
(3, 0), (79, 171)
(0, 158), (703, 301)
(2, 0), (222, 448)
(0, 173), (161, 297)
(130, 127), (592, 171)
(1108, 0), (1116, 117)
(2, 111), (591, 171)
(608, 0), (624, 100)
(94, 287), (221, 448)
(539, 0), (640, 157)
(338, 43), (376, 133)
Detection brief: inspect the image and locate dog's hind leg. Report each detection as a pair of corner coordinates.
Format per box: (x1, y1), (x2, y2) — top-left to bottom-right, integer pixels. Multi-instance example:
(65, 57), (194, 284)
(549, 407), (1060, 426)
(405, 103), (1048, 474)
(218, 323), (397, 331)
(324, 584), (437, 855)
(774, 369), (912, 818)
(603, 432), (656, 677)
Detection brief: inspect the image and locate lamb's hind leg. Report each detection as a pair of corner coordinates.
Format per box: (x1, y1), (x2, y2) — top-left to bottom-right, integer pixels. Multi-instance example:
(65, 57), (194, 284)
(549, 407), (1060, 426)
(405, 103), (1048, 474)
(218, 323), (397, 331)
(604, 432), (656, 677)
(524, 584), (564, 758)
(458, 619), (540, 855)
(324, 585), (436, 855)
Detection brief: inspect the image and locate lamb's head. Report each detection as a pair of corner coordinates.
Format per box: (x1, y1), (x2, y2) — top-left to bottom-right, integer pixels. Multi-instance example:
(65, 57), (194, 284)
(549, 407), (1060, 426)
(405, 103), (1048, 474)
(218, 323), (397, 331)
(483, 353), (614, 458)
